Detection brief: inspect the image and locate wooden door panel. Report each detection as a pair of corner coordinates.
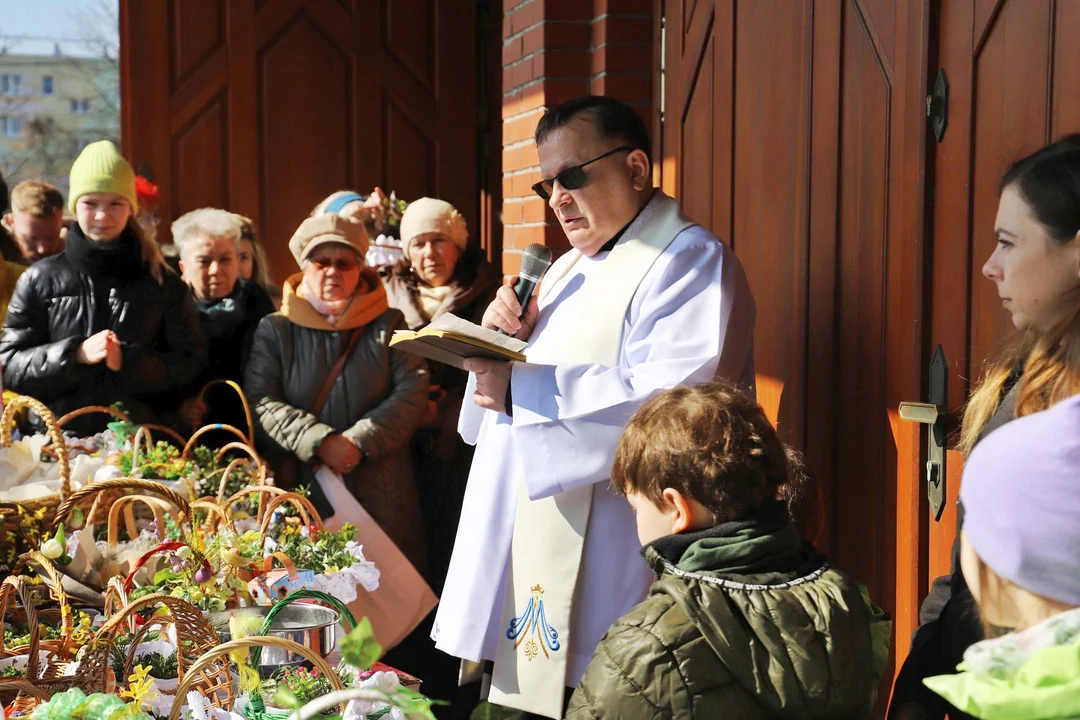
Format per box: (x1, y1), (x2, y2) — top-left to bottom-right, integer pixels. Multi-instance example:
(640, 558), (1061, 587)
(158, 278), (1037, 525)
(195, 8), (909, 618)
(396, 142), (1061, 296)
(731, 0), (811, 445)
(928, 0), (1080, 592)
(661, 2), (930, 703)
(122, 0), (478, 282)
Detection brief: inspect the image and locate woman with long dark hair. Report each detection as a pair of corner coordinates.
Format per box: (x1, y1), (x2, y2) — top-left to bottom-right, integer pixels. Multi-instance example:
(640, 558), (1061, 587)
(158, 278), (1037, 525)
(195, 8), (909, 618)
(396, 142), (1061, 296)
(890, 135), (1080, 720)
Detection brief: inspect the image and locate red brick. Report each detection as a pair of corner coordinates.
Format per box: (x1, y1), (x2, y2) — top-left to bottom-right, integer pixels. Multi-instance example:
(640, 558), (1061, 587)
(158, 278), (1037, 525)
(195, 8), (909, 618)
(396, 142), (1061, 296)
(542, 78), (590, 106)
(502, 200), (524, 225)
(540, 0), (593, 22)
(504, 224), (546, 250)
(520, 142), (540, 168)
(503, 12), (513, 38)
(511, 169), (543, 197)
(503, 251), (523, 275)
(534, 50), (592, 78)
(502, 146), (522, 173)
(504, 0), (521, 13)
(512, 1), (542, 34)
(504, 109), (544, 143)
(593, 15), (654, 47)
(502, 65), (515, 92)
(520, 82), (547, 113)
(590, 73), (651, 103)
(545, 22), (592, 50)
(522, 26), (544, 56)
(592, 43), (652, 75)
(503, 37), (523, 66)
(593, 0), (654, 15)
(502, 89), (524, 119)
(513, 59), (537, 89)
(521, 196), (550, 223)
(502, 175), (515, 198)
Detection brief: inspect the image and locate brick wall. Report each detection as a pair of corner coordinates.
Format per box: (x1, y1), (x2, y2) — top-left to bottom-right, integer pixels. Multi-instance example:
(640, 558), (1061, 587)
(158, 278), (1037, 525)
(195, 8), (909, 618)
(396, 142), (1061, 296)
(500, 0), (655, 274)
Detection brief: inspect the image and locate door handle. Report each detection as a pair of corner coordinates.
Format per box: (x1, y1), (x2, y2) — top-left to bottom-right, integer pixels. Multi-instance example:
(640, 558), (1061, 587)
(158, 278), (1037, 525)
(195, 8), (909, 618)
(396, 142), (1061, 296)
(898, 344), (948, 521)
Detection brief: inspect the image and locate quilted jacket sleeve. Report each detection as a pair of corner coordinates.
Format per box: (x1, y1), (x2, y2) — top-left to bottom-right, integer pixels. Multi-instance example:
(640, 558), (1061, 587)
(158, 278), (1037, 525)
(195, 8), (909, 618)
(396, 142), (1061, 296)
(0, 267), (89, 396)
(244, 317), (335, 462)
(341, 314), (428, 462)
(566, 619), (689, 720)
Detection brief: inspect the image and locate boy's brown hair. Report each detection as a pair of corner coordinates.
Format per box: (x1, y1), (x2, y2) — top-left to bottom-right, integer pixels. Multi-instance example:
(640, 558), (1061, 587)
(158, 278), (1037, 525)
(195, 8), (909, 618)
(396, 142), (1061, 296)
(611, 381), (792, 524)
(11, 181), (64, 217)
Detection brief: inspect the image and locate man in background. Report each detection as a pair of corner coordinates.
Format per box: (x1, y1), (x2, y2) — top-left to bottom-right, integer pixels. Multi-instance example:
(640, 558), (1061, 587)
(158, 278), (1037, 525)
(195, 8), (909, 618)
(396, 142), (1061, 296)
(3, 180), (66, 264)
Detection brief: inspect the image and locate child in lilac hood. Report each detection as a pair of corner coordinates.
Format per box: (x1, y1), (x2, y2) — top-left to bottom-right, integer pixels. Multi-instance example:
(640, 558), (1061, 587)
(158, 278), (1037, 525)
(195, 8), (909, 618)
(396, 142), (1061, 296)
(925, 393), (1080, 719)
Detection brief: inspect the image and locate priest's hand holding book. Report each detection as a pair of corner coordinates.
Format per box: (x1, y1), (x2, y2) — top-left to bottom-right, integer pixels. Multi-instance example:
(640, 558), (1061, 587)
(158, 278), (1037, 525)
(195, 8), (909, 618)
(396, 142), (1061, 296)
(466, 275), (540, 414)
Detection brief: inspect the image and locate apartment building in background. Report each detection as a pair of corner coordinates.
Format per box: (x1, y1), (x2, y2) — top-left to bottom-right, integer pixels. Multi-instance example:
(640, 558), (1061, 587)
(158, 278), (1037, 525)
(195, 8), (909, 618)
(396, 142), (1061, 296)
(0, 48), (120, 204)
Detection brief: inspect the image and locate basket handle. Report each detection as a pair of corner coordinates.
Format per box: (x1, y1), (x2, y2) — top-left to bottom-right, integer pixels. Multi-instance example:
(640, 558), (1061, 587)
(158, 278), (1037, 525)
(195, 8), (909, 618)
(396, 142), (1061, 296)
(258, 492), (324, 537)
(51, 477), (190, 533)
(168, 636), (345, 720)
(1, 395), (71, 502)
(106, 494), (171, 549)
(262, 551), (298, 578)
(189, 500), (236, 534)
(129, 425), (154, 471)
(222, 484), (286, 522)
(181, 424), (250, 459)
(56, 404), (131, 428)
(198, 380), (255, 447)
(4, 551), (75, 668)
(138, 424), (188, 447)
(215, 441), (263, 467)
(206, 457), (257, 505)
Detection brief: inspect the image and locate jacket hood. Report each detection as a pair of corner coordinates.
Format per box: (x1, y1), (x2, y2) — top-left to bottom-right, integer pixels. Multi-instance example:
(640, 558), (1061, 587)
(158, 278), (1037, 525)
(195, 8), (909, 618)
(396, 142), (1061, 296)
(645, 508), (891, 718)
(280, 270), (389, 331)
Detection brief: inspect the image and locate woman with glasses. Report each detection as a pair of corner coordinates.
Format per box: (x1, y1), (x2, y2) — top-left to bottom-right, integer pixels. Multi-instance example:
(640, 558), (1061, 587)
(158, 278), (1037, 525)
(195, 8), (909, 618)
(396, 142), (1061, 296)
(244, 212), (430, 573)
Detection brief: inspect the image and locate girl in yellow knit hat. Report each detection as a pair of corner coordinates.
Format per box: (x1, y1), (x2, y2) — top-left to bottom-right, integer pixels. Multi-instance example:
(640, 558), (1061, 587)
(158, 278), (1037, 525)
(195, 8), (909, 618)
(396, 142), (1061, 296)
(0, 141), (208, 433)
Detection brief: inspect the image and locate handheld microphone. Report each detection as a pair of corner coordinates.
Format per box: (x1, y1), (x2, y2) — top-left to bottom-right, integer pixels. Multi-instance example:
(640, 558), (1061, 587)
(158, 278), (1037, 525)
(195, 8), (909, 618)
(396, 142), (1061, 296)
(498, 242), (553, 336)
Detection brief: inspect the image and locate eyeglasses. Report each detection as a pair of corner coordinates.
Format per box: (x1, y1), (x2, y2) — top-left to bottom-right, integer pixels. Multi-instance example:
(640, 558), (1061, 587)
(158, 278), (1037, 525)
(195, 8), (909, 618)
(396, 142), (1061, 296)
(531, 145), (633, 200)
(308, 257), (358, 272)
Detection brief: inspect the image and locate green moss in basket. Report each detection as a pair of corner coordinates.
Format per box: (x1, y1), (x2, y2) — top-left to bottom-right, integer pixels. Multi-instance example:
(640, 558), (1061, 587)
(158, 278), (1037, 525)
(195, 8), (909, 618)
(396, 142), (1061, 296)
(266, 665), (333, 708)
(0, 664), (24, 678)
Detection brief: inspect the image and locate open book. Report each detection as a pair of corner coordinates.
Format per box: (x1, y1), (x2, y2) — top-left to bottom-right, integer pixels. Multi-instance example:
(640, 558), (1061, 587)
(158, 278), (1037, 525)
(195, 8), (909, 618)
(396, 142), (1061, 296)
(389, 313), (527, 369)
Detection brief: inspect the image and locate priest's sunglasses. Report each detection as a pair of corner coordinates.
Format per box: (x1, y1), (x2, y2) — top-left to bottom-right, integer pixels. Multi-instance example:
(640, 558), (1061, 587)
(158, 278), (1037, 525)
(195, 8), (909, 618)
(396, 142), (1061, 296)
(531, 145), (633, 201)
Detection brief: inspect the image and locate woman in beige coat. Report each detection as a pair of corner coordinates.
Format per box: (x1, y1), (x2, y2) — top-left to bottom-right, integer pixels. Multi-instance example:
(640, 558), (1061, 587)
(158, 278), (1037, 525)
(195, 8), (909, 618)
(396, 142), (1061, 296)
(244, 213), (429, 572)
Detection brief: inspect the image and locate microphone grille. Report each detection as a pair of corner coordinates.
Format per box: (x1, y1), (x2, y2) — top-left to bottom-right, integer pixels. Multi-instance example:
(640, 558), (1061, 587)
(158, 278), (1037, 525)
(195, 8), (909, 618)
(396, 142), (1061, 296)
(520, 243), (553, 278)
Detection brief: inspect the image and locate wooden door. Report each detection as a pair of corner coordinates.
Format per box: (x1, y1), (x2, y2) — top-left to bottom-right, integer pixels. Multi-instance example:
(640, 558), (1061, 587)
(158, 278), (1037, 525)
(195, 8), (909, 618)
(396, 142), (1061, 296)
(926, 0), (1080, 595)
(120, 0), (479, 282)
(658, 0), (931, 702)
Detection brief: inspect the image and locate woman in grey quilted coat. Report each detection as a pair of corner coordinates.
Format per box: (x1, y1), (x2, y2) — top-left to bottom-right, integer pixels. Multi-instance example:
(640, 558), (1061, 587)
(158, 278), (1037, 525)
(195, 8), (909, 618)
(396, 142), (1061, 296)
(244, 213), (429, 572)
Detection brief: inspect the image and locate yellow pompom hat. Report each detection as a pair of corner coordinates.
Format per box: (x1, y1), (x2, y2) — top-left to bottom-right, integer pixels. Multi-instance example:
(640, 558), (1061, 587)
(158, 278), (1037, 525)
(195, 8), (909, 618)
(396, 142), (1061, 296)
(68, 140), (138, 214)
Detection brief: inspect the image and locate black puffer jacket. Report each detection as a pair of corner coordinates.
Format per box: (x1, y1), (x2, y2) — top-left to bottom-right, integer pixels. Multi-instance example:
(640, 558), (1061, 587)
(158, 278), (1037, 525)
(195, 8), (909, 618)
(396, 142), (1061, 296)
(0, 224), (208, 430)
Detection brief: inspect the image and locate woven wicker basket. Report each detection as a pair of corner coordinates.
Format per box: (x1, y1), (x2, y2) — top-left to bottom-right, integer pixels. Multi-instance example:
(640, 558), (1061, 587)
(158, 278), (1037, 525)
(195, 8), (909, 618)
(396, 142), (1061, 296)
(167, 635), (345, 720)
(0, 551), (94, 712)
(0, 397), (72, 549)
(79, 593), (230, 700)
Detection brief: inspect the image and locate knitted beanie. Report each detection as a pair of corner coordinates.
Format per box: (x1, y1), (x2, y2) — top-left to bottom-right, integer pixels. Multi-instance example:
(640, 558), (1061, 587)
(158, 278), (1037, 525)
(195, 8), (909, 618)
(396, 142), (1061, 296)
(400, 197), (469, 251)
(68, 140), (138, 214)
(960, 393), (1080, 606)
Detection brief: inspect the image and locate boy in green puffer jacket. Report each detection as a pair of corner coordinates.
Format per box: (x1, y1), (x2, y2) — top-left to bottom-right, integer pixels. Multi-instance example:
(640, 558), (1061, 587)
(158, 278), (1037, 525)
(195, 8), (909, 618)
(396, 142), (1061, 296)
(566, 381), (891, 720)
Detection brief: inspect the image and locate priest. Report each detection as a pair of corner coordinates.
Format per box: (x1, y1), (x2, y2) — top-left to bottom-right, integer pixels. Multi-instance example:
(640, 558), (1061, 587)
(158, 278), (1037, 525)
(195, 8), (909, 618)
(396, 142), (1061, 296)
(432, 96), (758, 719)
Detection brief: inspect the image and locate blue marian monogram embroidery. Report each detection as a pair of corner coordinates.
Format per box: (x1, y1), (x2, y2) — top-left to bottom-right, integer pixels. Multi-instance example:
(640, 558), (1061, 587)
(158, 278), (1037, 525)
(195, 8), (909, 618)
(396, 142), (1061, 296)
(506, 584), (561, 661)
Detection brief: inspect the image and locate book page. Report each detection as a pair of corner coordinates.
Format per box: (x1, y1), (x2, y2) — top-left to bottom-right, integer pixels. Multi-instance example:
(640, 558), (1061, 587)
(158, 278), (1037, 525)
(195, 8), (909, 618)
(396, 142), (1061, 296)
(428, 313), (528, 354)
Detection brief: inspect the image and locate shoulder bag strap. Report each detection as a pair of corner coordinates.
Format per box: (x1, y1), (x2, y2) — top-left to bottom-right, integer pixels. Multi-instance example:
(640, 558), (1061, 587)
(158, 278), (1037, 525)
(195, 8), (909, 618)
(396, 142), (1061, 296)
(310, 328), (363, 418)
